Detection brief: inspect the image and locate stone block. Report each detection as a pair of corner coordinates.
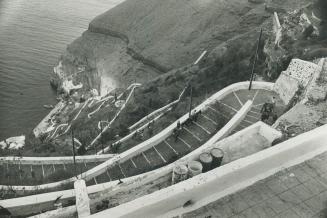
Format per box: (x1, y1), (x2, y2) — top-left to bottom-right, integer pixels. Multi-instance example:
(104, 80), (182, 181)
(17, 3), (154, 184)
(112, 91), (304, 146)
(274, 59), (321, 105)
(285, 59), (319, 87)
(74, 179), (91, 218)
(273, 71), (300, 105)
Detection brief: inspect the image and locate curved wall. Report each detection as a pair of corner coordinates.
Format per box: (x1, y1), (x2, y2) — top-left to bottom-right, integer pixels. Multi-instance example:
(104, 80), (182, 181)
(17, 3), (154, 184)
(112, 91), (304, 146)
(2, 121), (280, 217)
(0, 82), (273, 191)
(0, 81), (277, 217)
(0, 154), (117, 165)
(89, 123), (327, 218)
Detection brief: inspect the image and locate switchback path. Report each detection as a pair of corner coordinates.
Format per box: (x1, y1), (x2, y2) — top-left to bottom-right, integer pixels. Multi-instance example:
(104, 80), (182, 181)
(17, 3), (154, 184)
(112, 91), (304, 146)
(85, 89), (285, 186)
(0, 86), (286, 199)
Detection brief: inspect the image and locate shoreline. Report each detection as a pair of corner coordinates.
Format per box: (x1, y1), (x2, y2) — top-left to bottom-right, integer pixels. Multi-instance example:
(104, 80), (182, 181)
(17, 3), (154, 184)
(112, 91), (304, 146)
(33, 101), (65, 138)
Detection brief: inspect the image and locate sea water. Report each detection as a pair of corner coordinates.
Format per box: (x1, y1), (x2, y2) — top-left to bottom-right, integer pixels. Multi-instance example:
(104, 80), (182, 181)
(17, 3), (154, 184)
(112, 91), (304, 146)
(0, 0), (123, 140)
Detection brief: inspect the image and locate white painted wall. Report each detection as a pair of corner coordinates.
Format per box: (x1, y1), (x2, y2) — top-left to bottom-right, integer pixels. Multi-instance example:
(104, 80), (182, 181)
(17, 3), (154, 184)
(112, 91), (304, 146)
(2, 117), (280, 218)
(0, 154), (117, 165)
(0, 82), (275, 217)
(74, 180), (90, 217)
(89, 124), (327, 218)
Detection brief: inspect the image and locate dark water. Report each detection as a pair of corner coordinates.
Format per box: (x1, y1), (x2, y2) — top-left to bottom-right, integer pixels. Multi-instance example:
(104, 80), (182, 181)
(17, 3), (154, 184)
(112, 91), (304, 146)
(0, 0), (123, 140)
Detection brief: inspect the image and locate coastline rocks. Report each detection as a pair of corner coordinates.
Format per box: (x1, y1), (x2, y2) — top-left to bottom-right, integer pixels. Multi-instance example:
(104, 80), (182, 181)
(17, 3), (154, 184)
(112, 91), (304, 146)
(62, 80), (83, 94)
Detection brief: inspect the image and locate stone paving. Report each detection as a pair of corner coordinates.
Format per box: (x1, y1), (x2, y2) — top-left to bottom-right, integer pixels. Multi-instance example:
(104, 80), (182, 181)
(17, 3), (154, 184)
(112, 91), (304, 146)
(182, 151), (327, 218)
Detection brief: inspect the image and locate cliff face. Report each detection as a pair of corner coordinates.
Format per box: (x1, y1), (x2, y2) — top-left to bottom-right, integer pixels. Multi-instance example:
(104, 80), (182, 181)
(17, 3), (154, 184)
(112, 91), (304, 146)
(54, 0), (321, 97)
(52, 0), (276, 95)
(89, 0), (266, 68)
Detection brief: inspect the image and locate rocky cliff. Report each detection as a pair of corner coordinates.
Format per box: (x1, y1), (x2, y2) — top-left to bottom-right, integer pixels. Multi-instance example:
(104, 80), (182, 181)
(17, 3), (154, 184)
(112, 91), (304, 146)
(23, 0), (326, 156)
(51, 0), (310, 95)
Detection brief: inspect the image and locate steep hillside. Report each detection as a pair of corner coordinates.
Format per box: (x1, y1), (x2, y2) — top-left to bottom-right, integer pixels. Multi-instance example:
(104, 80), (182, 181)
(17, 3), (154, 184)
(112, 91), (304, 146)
(15, 0), (325, 156)
(90, 0), (266, 68)
(51, 0), (285, 94)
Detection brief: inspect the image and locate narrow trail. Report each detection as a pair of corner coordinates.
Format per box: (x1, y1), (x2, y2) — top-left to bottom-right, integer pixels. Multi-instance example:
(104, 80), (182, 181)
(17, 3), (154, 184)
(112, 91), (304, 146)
(129, 85), (188, 131)
(88, 84), (141, 149)
(87, 96), (114, 118)
(98, 86), (188, 154)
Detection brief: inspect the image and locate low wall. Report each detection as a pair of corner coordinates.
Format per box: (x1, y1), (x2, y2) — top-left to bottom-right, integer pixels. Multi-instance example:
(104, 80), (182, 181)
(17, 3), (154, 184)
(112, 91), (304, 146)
(0, 98), (261, 217)
(128, 85), (187, 130)
(67, 82), (273, 185)
(91, 124), (327, 218)
(98, 108), (170, 154)
(0, 154), (117, 165)
(29, 206), (76, 218)
(0, 189), (75, 217)
(0, 82), (273, 192)
(1, 121), (279, 217)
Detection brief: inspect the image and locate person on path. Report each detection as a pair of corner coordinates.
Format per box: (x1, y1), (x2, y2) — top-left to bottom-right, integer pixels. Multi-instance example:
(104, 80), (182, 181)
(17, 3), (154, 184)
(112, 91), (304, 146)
(260, 102), (271, 122)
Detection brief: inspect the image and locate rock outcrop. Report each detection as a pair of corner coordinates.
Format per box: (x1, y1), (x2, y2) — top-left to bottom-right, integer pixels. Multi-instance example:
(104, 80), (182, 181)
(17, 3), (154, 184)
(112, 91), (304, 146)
(263, 1), (326, 80)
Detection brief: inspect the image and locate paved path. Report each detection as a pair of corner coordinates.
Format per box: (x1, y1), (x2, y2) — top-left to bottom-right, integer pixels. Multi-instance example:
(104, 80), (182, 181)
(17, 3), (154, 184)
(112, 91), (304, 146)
(228, 89), (285, 135)
(86, 89), (285, 186)
(0, 88), (285, 197)
(86, 99), (231, 186)
(182, 151), (327, 218)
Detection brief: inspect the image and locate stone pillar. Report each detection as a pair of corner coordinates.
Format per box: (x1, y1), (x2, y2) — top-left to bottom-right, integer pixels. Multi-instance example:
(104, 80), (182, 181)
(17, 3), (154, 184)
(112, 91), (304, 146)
(74, 179), (91, 218)
(273, 12), (282, 47)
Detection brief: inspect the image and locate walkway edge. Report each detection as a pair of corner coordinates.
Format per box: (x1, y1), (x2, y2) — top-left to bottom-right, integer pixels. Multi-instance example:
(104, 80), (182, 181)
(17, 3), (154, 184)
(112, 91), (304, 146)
(92, 124), (327, 218)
